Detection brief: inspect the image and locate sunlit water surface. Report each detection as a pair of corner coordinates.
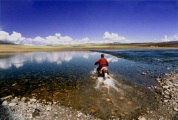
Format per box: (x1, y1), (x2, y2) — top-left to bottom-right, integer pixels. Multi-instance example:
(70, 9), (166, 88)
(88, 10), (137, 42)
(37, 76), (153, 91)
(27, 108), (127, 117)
(0, 51), (170, 119)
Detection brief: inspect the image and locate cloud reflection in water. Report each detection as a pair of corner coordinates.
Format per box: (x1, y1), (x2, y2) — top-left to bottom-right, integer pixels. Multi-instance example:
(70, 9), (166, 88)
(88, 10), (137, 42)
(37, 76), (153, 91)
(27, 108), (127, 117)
(0, 52), (119, 69)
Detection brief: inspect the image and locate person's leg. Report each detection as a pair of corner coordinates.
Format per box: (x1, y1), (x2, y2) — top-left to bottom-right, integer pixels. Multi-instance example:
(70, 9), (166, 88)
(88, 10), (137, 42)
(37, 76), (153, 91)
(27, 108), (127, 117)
(97, 66), (102, 72)
(97, 66), (102, 76)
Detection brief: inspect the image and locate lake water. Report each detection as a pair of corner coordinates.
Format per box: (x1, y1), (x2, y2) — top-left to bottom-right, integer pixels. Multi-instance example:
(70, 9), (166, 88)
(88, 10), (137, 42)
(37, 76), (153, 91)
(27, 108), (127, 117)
(0, 50), (177, 119)
(95, 49), (178, 85)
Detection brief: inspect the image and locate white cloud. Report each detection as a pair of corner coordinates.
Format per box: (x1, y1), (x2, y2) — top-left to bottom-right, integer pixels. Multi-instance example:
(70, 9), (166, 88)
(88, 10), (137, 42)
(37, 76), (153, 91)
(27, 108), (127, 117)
(45, 35), (59, 44)
(0, 31), (9, 40)
(61, 36), (73, 42)
(45, 35), (73, 45)
(34, 36), (45, 42)
(81, 37), (89, 42)
(162, 34), (178, 42)
(0, 31), (75, 45)
(103, 32), (126, 41)
(0, 31), (24, 44)
(55, 33), (61, 37)
(0, 30), (133, 45)
(9, 31), (22, 41)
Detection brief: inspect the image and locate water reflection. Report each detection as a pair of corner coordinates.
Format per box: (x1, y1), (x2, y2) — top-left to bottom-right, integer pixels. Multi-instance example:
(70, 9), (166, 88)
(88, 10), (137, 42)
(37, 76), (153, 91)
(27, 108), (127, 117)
(0, 52), (119, 70)
(0, 51), (159, 119)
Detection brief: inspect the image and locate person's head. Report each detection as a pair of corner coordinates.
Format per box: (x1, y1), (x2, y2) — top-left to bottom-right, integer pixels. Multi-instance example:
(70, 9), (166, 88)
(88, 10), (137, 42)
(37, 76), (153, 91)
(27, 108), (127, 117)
(101, 54), (104, 58)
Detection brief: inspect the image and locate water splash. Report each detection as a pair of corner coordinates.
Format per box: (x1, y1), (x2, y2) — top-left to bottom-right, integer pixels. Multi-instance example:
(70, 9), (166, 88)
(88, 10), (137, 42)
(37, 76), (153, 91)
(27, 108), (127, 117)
(91, 68), (122, 92)
(103, 77), (120, 92)
(91, 69), (141, 115)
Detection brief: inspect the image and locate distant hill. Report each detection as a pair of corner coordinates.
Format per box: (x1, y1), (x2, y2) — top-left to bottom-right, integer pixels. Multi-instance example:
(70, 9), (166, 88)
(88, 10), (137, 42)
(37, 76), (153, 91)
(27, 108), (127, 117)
(0, 40), (15, 45)
(0, 39), (178, 47)
(134, 41), (178, 47)
(102, 41), (178, 48)
(168, 41), (178, 43)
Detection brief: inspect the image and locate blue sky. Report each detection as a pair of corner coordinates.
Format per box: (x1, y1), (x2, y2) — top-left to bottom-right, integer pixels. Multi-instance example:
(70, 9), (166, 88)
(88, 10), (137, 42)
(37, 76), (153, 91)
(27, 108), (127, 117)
(0, 0), (177, 45)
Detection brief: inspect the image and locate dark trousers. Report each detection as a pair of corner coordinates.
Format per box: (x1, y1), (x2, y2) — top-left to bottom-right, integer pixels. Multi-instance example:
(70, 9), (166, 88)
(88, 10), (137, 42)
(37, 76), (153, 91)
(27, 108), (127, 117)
(97, 66), (102, 72)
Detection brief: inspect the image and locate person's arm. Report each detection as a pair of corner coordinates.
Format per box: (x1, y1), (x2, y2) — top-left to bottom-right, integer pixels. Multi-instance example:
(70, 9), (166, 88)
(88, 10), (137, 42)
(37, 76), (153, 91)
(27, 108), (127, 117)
(95, 59), (100, 65)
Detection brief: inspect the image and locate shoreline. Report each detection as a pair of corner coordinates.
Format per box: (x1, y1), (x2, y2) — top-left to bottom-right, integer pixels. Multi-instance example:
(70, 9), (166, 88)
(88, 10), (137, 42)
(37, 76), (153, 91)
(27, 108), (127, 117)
(0, 45), (178, 54)
(0, 96), (99, 120)
(149, 72), (178, 119)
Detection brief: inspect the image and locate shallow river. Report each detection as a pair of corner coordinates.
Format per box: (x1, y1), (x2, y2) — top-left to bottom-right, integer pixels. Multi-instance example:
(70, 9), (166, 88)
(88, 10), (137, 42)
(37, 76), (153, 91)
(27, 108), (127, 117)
(1, 50), (176, 119)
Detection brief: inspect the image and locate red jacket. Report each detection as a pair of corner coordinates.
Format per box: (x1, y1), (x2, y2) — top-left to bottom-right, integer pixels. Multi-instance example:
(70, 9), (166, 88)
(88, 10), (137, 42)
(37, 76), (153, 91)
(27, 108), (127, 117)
(95, 58), (108, 67)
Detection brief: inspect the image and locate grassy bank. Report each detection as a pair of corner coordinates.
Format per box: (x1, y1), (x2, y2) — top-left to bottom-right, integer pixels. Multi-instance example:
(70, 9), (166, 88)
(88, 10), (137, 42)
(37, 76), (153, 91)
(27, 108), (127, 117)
(0, 42), (178, 53)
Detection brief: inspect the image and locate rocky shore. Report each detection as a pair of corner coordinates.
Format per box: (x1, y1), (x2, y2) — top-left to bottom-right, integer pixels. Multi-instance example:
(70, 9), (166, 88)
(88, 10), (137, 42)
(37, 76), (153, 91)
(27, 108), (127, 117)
(1, 72), (178, 120)
(148, 71), (178, 119)
(0, 96), (100, 120)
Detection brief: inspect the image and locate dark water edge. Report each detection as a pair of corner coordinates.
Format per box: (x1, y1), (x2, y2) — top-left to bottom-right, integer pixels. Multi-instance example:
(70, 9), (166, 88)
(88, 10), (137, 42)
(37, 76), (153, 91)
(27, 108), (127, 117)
(93, 49), (178, 69)
(93, 49), (178, 86)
